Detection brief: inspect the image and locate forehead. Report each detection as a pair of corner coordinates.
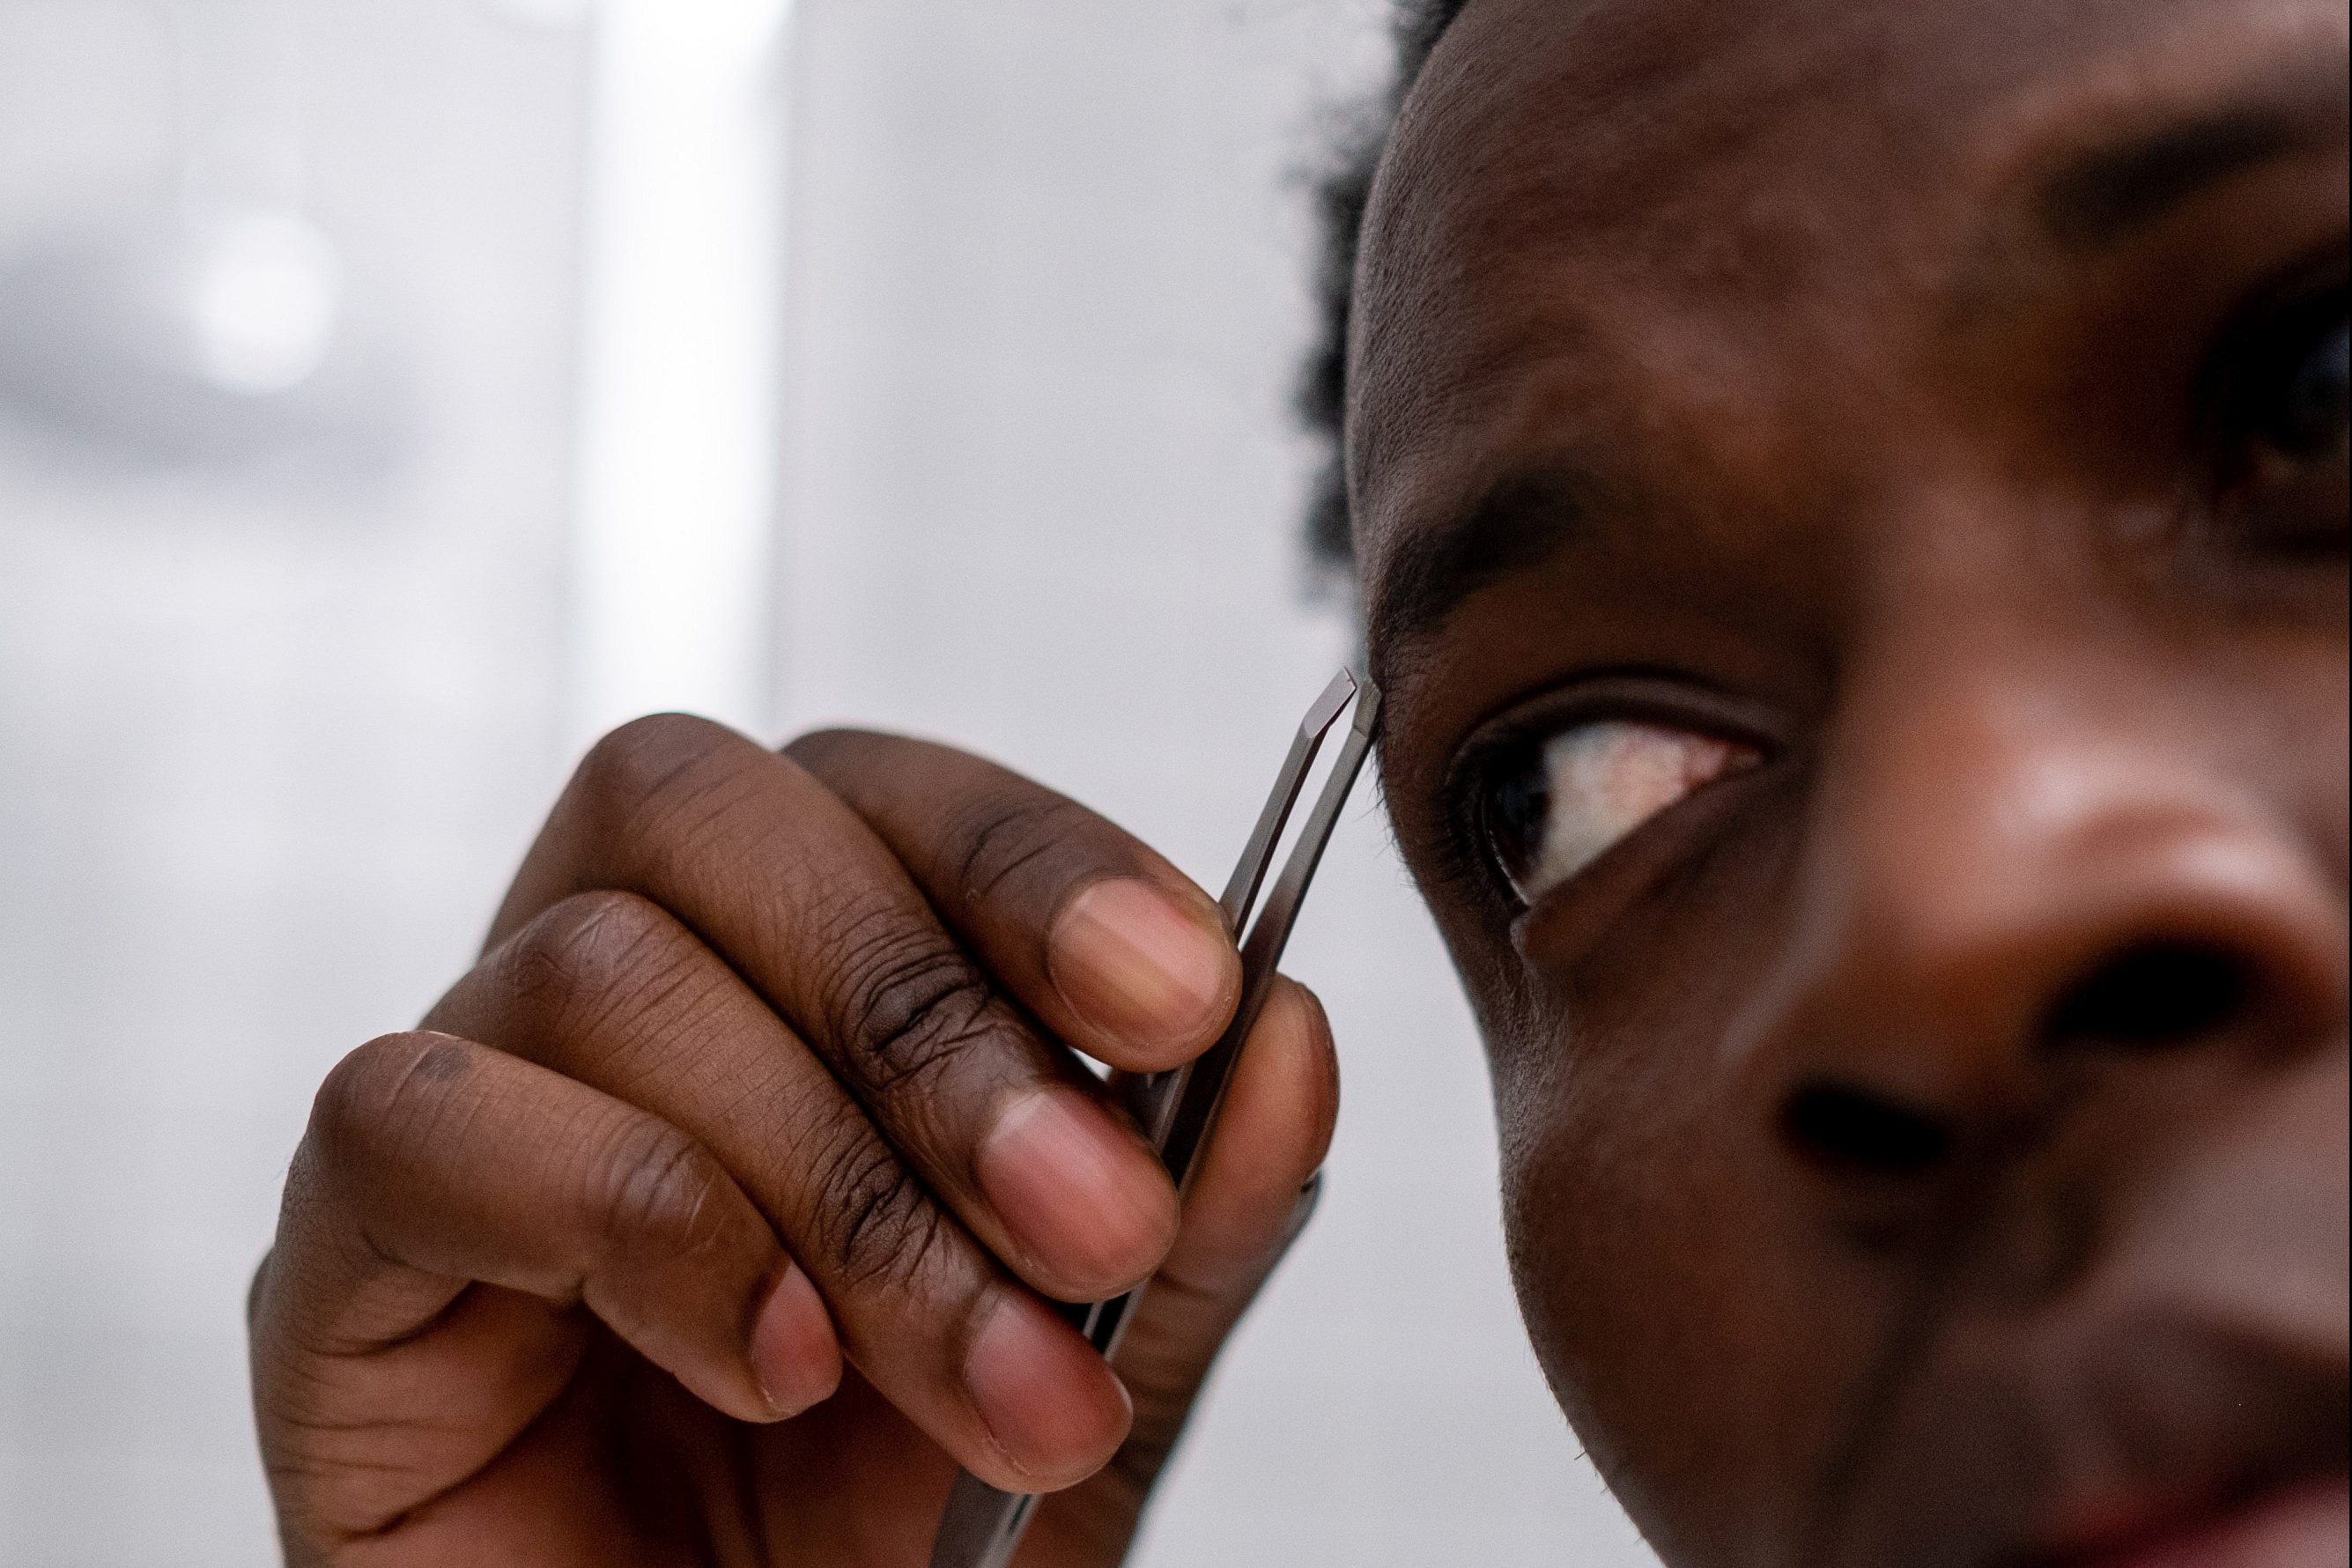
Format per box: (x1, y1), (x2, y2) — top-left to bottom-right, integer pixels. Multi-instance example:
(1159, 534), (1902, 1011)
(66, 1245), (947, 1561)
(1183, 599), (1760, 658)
(1346, 0), (2348, 603)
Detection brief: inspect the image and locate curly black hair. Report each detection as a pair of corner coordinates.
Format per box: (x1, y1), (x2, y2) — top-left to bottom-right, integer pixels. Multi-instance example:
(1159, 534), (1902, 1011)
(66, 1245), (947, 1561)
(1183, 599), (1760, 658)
(1301, 0), (1472, 573)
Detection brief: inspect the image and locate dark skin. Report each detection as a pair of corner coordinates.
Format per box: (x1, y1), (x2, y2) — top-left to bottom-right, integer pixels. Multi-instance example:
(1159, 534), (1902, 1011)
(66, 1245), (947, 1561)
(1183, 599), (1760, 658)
(251, 718), (1342, 1566)
(251, 0), (2348, 1563)
(1357, 0), (2348, 1563)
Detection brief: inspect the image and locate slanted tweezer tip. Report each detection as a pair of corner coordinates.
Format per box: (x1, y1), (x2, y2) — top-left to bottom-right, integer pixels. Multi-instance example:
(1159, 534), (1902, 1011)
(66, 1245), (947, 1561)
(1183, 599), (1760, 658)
(1299, 669), (1357, 737)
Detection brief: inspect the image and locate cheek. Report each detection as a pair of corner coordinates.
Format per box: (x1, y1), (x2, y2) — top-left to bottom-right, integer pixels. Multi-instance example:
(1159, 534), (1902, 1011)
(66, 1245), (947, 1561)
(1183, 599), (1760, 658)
(1485, 885), (1897, 1564)
(1494, 1015), (1764, 1554)
(2299, 646), (2348, 882)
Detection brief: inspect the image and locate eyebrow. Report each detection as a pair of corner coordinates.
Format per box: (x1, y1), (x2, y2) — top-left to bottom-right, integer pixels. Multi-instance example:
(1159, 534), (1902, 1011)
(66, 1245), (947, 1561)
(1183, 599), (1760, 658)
(1365, 81), (2348, 672)
(1366, 465), (1600, 668)
(2036, 92), (2348, 247)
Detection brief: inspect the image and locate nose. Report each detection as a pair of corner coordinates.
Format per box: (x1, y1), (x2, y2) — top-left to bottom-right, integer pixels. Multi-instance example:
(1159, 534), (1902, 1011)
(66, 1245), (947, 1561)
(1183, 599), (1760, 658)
(1741, 650), (2348, 1192)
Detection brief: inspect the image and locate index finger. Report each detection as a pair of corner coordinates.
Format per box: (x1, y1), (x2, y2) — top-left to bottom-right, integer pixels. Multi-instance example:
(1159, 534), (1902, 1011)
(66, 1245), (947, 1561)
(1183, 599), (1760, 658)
(786, 728), (1242, 1074)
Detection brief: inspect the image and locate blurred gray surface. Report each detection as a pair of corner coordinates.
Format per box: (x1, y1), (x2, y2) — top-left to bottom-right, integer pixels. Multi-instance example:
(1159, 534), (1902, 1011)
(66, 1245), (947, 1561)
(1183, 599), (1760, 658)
(0, 0), (1656, 1562)
(0, 2), (585, 1561)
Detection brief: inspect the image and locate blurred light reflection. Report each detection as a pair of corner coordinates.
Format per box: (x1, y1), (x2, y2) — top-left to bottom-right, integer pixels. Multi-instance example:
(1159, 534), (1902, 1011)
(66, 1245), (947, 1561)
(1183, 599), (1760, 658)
(565, 0), (790, 750)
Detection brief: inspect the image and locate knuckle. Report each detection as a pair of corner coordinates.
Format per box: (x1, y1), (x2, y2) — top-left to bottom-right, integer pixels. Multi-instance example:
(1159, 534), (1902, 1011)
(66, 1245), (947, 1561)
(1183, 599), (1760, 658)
(942, 788), (1096, 906)
(573, 712), (736, 820)
(831, 923), (999, 1094)
(489, 892), (729, 1072)
(308, 1032), (474, 1173)
(593, 1118), (738, 1264)
(807, 1121), (952, 1294)
(779, 727), (879, 772)
(506, 889), (684, 1010)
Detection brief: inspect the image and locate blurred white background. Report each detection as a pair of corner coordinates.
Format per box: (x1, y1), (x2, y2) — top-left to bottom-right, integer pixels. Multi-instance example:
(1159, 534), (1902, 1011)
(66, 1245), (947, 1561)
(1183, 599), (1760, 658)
(0, 3), (1657, 1563)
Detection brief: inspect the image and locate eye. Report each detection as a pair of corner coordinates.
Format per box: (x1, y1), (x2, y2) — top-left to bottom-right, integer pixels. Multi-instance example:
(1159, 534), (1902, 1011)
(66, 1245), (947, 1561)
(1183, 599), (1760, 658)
(1482, 719), (1762, 906)
(2209, 284), (2348, 552)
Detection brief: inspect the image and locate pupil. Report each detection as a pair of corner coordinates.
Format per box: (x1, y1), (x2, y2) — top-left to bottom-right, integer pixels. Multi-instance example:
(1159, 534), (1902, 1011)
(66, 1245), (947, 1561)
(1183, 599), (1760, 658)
(1485, 745), (1551, 889)
(2267, 308), (2349, 460)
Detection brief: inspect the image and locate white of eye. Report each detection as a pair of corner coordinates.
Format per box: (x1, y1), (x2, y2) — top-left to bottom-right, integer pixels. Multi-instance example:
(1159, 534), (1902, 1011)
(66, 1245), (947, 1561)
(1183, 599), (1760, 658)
(1506, 720), (1759, 902)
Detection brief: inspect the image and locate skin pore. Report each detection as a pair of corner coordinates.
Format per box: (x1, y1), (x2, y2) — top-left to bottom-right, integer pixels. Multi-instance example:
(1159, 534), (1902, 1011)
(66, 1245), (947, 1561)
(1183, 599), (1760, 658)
(1354, 0), (2348, 1564)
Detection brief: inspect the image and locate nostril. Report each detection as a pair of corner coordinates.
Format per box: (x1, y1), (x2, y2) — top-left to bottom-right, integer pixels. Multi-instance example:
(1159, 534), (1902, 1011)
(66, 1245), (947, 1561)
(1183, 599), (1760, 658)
(1780, 1082), (1954, 1176)
(2042, 940), (2254, 1051)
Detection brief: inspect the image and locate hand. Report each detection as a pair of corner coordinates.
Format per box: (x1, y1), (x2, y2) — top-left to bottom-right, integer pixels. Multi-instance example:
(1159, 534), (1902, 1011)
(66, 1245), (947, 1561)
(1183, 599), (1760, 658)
(248, 715), (1339, 1566)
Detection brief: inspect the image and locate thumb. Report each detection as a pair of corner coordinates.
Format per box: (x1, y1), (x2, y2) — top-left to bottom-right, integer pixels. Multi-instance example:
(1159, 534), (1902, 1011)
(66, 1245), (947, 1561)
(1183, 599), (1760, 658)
(1020, 979), (1340, 1564)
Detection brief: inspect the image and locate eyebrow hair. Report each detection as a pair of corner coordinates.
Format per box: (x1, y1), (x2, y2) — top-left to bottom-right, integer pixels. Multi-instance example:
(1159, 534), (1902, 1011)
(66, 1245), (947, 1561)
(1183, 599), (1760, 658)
(1366, 465), (1600, 670)
(1364, 81), (2348, 677)
(2037, 93), (2348, 246)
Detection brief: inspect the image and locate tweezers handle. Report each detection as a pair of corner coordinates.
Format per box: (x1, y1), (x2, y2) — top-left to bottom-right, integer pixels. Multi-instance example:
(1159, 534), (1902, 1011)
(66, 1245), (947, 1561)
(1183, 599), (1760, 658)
(1128, 668), (1357, 1150)
(927, 673), (1380, 1568)
(1150, 683), (1378, 1206)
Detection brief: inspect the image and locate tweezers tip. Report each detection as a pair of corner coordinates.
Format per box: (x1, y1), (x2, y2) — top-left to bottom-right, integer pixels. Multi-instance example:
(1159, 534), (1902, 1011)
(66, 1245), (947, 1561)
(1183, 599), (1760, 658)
(1299, 669), (1357, 737)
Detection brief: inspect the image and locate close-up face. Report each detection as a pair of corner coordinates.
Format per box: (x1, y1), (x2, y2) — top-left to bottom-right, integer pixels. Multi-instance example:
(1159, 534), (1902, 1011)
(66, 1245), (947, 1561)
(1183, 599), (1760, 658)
(1352, 0), (2349, 1563)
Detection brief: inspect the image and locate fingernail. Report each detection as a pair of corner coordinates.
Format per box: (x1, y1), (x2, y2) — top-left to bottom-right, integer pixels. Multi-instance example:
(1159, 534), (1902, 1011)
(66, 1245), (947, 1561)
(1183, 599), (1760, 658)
(964, 1291), (1132, 1486)
(1048, 878), (1236, 1053)
(977, 1086), (1178, 1295)
(750, 1262), (840, 1419)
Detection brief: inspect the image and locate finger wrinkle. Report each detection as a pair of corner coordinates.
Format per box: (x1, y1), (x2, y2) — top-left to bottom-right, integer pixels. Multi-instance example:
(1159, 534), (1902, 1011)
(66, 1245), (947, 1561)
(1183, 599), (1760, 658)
(492, 892), (668, 1013)
(944, 793), (1093, 906)
(576, 714), (740, 842)
(655, 763), (786, 874)
(832, 933), (1000, 1097)
(812, 1132), (948, 1297)
(573, 962), (732, 1090)
(589, 1121), (732, 1271)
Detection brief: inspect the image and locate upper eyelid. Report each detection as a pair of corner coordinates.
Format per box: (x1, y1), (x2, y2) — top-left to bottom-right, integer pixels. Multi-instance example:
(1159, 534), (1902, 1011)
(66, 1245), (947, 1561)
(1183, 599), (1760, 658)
(1452, 672), (1785, 772)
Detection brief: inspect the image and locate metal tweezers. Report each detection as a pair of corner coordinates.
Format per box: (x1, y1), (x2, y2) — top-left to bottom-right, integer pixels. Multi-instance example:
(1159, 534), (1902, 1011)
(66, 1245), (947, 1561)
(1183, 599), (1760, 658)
(928, 669), (1382, 1568)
